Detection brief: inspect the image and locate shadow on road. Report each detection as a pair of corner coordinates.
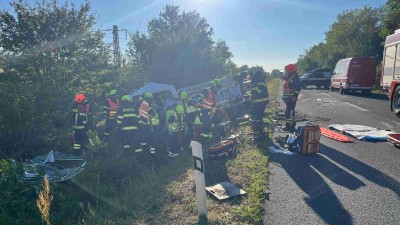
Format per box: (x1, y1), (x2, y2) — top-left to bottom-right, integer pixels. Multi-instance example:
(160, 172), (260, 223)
(269, 145), (357, 225)
(342, 92), (388, 101)
(321, 144), (400, 197)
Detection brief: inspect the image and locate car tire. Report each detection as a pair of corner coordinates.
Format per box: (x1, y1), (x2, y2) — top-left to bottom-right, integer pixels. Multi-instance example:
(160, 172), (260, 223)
(392, 86), (400, 115)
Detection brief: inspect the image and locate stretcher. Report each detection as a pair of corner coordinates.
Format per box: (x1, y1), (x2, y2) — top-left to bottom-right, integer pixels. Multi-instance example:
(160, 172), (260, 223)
(388, 134), (400, 148)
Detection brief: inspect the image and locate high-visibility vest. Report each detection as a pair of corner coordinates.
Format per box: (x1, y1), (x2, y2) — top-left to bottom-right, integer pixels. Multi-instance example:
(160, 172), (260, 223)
(201, 89), (215, 110)
(148, 110), (160, 126)
(139, 100), (150, 120)
(283, 76), (296, 100)
(106, 97), (119, 118)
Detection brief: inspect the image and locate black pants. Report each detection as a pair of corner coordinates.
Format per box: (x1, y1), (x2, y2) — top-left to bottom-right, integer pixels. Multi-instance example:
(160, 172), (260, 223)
(104, 117), (115, 140)
(285, 99), (297, 131)
(121, 129), (140, 152)
(73, 128), (87, 156)
(184, 123), (194, 151)
(251, 101), (267, 121)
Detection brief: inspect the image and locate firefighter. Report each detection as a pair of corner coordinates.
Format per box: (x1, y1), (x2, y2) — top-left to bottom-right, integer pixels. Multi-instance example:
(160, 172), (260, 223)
(179, 91), (196, 151)
(250, 70), (269, 121)
(148, 107), (160, 154)
(282, 64), (301, 132)
(116, 95), (142, 152)
(197, 79), (222, 141)
(102, 90), (120, 141)
(138, 92), (153, 152)
(72, 93), (90, 156)
(165, 106), (179, 157)
(175, 105), (186, 152)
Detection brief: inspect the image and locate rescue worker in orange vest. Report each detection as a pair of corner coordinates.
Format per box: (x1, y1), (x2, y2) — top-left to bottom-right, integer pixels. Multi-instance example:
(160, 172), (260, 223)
(282, 64), (301, 132)
(116, 95), (142, 153)
(102, 90), (119, 141)
(250, 70), (269, 121)
(197, 79), (222, 141)
(72, 93), (90, 156)
(138, 92), (153, 152)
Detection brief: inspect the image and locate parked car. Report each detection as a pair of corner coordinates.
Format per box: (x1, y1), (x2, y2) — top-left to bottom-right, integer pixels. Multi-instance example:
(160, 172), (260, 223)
(330, 57), (376, 95)
(300, 68), (332, 89)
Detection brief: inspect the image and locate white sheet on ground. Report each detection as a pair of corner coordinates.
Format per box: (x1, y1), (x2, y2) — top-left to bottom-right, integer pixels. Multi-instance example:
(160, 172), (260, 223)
(268, 146), (295, 155)
(328, 124), (394, 141)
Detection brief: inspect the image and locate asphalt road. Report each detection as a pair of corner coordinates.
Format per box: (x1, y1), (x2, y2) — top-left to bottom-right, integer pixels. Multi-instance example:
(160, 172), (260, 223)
(264, 86), (400, 225)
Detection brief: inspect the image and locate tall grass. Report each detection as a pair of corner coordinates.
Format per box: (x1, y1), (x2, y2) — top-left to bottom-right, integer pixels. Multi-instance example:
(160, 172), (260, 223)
(37, 176), (53, 225)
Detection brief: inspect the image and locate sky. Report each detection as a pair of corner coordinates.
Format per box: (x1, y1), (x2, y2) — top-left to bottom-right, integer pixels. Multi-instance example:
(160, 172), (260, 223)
(1, 0), (387, 72)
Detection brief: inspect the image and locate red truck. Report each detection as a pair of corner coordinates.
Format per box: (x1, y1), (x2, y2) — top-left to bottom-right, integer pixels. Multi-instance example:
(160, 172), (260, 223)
(381, 29), (400, 115)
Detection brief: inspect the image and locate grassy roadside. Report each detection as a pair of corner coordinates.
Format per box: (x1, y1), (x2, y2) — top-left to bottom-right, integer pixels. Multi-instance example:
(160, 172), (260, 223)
(65, 78), (281, 224)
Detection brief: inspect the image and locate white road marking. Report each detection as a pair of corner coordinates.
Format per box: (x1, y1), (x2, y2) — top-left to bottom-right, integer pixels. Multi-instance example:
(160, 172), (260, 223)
(344, 102), (370, 111)
(321, 93), (332, 97)
(381, 121), (394, 129)
(317, 99), (322, 101)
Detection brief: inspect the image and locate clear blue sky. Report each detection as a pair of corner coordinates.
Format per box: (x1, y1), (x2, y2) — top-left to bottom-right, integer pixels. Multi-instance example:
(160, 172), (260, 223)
(1, 0), (386, 72)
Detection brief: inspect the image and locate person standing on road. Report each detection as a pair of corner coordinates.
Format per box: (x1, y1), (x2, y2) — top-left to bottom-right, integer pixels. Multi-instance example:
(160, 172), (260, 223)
(282, 64), (301, 132)
(250, 70), (269, 121)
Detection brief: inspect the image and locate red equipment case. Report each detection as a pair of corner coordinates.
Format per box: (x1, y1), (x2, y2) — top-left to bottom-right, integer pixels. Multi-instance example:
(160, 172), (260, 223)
(298, 124), (321, 155)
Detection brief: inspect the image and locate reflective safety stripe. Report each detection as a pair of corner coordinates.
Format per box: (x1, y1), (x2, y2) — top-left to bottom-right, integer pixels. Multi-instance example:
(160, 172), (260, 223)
(123, 113), (136, 117)
(122, 126), (138, 130)
(135, 148), (143, 153)
(104, 132), (110, 136)
(72, 109), (78, 112)
(252, 98), (269, 103)
(200, 133), (212, 138)
(116, 120), (122, 124)
(123, 145), (131, 149)
(73, 126), (85, 129)
(108, 116), (115, 119)
(140, 142), (147, 146)
(73, 144), (81, 150)
(117, 116), (123, 119)
(79, 113), (86, 116)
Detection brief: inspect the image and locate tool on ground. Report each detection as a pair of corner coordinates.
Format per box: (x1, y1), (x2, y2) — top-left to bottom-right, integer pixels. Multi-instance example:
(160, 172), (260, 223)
(207, 135), (238, 159)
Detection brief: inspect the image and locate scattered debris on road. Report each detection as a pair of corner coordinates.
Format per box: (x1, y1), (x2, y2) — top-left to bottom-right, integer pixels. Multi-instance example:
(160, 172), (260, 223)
(328, 124), (394, 141)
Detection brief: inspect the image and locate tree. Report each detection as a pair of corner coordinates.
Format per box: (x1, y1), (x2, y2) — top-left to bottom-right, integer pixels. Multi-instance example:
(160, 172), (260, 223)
(127, 5), (234, 88)
(0, 0), (111, 157)
(325, 6), (383, 64)
(380, 0), (400, 39)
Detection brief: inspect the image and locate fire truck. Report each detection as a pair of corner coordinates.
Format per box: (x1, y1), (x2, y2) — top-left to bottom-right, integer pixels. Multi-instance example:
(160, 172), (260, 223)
(381, 29), (400, 115)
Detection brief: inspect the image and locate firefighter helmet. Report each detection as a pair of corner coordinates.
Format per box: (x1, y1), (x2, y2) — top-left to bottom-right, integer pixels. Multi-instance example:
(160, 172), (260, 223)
(108, 89), (117, 96)
(75, 94), (86, 103)
(176, 105), (184, 114)
(212, 79), (222, 89)
(284, 64), (297, 73)
(121, 95), (132, 102)
(144, 92), (153, 99)
(179, 91), (188, 100)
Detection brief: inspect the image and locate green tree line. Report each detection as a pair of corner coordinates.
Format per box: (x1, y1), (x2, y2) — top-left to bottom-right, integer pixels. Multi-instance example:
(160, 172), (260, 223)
(0, 1), (270, 160)
(296, 1), (400, 76)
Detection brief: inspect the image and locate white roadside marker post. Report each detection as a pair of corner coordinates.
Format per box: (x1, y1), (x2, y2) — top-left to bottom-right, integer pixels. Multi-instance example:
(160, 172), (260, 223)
(191, 140), (208, 223)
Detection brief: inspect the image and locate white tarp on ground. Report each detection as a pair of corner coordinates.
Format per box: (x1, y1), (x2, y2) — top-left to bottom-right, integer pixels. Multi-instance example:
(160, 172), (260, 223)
(328, 124), (394, 141)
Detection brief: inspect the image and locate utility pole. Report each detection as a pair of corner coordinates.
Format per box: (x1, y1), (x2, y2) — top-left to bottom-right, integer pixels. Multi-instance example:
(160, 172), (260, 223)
(113, 25), (121, 67)
(100, 25), (127, 68)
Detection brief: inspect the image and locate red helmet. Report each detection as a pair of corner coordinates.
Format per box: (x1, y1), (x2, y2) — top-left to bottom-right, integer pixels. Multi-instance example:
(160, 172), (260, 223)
(284, 64), (297, 73)
(75, 93), (86, 103)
